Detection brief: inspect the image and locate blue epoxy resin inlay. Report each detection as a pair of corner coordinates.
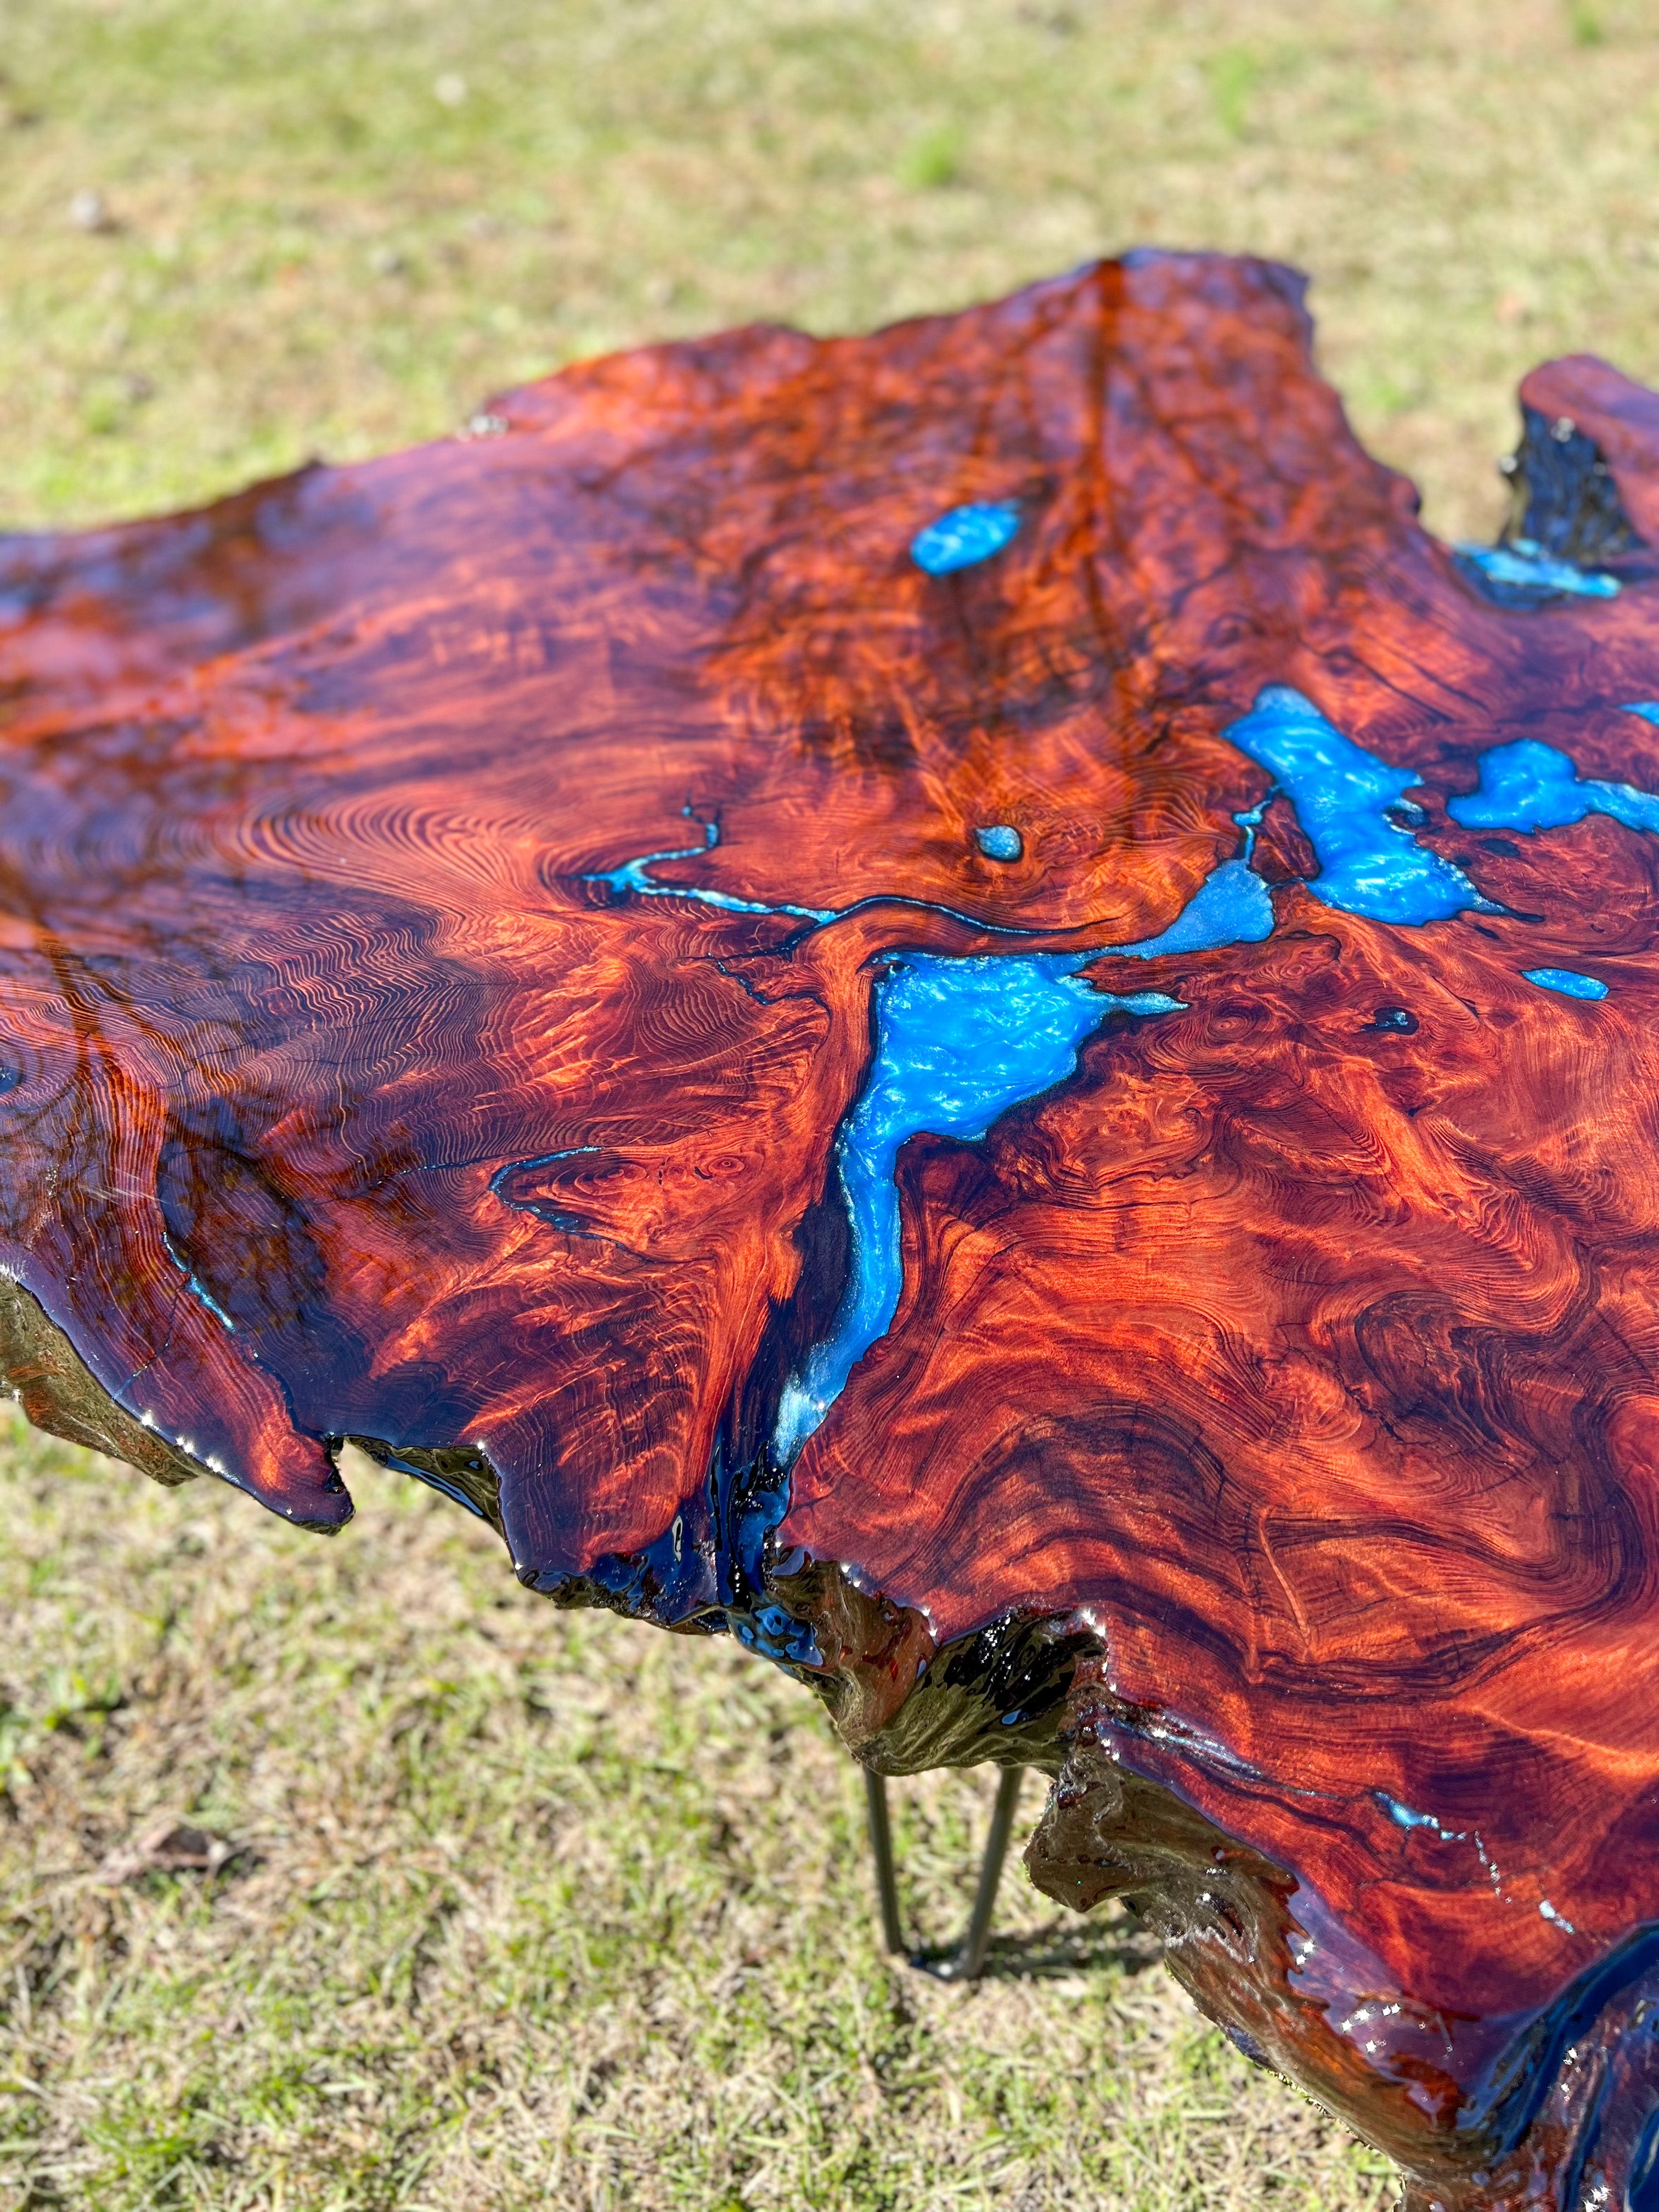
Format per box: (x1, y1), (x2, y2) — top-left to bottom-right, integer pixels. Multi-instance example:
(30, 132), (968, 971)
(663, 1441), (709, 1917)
(1455, 538), (1622, 604)
(1376, 1793), (1468, 1840)
(161, 1233), (237, 1334)
(911, 499), (1022, 577)
(489, 1147), (603, 1234)
(1523, 968), (1609, 1001)
(1116, 858), (1276, 957)
(771, 953), (1182, 1463)
(1625, 703), (1659, 729)
(588, 805), (1047, 941)
(975, 823), (1024, 861)
(584, 812), (836, 924)
(1448, 740), (1659, 837)
(1225, 687), (1496, 925)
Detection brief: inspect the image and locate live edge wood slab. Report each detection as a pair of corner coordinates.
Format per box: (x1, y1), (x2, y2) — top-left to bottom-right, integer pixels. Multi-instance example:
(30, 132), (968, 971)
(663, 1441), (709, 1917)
(4, 251), (1659, 2208)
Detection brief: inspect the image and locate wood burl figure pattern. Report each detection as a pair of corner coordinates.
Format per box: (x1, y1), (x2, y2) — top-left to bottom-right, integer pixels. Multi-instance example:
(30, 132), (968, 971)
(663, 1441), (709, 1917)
(5, 252), (1659, 2209)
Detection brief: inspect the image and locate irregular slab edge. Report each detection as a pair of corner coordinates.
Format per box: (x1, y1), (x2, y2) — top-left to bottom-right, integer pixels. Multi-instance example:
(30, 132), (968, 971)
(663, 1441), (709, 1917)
(0, 1271), (205, 1491)
(0, 1276), (520, 1538)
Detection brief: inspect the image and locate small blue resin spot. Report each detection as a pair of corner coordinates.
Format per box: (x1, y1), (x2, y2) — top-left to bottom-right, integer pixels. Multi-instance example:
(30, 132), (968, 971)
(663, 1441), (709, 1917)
(772, 953), (1181, 1462)
(975, 824), (1023, 862)
(1376, 1793), (1457, 1837)
(1624, 702), (1659, 729)
(1523, 968), (1609, 1001)
(911, 499), (1021, 577)
(1454, 538), (1622, 603)
(1448, 739), (1659, 838)
(1224, 687), (1494, 926)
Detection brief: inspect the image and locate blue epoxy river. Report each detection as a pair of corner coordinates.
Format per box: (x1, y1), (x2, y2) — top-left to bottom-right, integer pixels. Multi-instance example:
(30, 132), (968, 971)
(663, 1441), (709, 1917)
(1448, 736), (1659, 837)
(1118, 857), (1274, 955)
(771, 955), (1183, 1463)
(1223, 687), (1497, 926)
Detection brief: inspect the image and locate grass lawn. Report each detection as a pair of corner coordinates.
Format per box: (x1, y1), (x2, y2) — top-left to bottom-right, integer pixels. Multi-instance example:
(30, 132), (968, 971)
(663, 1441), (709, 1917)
(0, 1426), (1391, 2211)
(0, 1), (1656, 2204)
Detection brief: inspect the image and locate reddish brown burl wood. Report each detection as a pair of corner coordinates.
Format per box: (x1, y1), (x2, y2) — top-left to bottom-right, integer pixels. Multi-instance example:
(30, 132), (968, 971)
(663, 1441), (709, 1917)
(5, 253), (1659, 2207)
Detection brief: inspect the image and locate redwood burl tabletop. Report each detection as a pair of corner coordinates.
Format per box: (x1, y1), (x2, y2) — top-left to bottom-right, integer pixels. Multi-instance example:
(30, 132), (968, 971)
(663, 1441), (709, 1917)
(5, 252), (1659, 2208)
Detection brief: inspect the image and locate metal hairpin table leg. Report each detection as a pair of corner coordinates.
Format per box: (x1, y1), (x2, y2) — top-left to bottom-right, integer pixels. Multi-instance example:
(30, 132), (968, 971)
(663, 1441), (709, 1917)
(863, 1764), (1025, 1982)
(952, 1763), (1025, 1981)
(864, 1763), (905, 1956)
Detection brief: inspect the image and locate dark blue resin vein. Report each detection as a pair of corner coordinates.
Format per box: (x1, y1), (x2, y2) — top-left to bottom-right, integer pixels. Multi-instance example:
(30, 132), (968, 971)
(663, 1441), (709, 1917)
(488, 1147), (606, 1235)
(583, 813), (836, 923)
(161, 1231), (237, 1334)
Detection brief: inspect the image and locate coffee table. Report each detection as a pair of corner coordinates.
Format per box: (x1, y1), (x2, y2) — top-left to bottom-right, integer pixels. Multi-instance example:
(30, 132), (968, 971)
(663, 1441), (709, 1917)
(4, 251), (1658, 2211)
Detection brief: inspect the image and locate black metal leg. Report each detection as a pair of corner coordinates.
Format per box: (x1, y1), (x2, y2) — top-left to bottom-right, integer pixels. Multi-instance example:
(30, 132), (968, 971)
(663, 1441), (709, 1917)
(953, 1763), (1024, 1982)
(864, 1765), (905, 1955)
(864, 1763), (1025, 1980)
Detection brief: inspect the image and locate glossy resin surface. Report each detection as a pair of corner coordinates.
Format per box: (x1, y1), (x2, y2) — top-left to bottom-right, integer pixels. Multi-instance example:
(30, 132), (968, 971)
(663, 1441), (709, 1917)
(4, 253), (1659, 2207)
